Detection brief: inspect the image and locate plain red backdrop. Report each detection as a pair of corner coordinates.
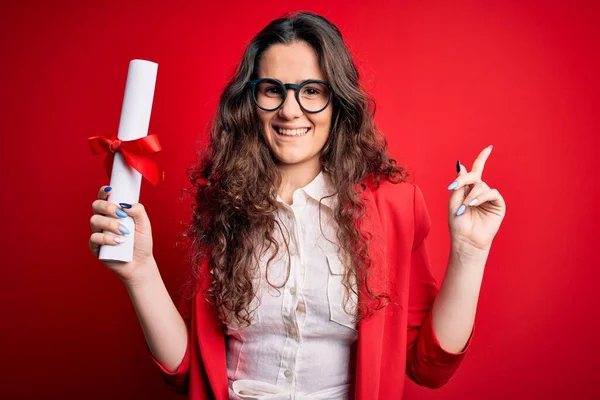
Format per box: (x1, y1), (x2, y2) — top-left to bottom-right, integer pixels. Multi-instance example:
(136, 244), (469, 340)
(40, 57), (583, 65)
(1, 0), (599, 398)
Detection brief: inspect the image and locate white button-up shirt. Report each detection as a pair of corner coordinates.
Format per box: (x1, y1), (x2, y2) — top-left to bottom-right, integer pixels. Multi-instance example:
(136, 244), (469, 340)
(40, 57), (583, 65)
(226, 171), (358, 400)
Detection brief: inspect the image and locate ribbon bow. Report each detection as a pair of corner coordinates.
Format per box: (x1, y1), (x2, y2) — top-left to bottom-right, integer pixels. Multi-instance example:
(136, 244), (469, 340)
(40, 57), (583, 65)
(88, 134), (163, 185)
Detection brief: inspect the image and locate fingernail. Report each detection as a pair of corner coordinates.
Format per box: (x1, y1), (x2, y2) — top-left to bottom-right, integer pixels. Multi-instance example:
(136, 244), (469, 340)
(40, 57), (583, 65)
(119, 203), (132, 209)
(456, 204), (466, 216)
(114, 236), (126, 243)
(447, 181), (458, 190)
(456, 160), (460, 174)
(468, 199), (479, 206)
(118, 224), (130, 235)
(116, 209), (128, 218)
(103, 186), (112, 192)
(489, 145), (493, 151)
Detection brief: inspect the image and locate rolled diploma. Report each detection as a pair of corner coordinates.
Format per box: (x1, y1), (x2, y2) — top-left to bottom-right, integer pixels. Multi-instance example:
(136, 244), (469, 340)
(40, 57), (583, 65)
(99, 59), (158, 263)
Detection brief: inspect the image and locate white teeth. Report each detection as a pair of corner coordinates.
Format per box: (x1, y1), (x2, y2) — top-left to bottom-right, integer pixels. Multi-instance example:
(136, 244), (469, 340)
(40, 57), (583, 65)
(275, 127), (309, 136)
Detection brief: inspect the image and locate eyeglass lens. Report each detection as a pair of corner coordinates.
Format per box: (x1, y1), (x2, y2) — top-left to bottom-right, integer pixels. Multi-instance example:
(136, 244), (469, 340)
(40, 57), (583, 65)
(254, 81), (330, 112)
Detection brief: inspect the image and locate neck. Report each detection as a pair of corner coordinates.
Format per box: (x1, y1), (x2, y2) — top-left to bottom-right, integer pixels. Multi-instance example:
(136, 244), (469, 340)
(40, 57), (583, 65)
(276, 157), (322, 203)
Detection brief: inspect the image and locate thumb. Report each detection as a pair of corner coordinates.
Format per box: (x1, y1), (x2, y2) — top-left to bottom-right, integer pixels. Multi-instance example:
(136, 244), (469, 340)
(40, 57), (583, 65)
(118, 202), (152, 233)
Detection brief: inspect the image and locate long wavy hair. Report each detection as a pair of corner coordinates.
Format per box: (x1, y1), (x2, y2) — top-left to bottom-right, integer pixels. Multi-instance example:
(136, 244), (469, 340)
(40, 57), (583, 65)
(181, 11), (409, 327)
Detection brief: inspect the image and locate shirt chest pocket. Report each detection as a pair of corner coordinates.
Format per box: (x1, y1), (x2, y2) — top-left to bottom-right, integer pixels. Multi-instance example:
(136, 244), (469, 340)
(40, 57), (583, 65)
(326, 253), (358, 331)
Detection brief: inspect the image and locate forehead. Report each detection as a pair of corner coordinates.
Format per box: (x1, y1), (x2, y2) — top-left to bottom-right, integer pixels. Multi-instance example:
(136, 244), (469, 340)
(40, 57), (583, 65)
(257, 41), (325, 82)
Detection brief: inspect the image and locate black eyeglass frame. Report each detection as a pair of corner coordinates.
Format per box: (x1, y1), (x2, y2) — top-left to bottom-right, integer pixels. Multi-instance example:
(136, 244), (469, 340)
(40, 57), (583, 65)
(248, 78), (334, 114)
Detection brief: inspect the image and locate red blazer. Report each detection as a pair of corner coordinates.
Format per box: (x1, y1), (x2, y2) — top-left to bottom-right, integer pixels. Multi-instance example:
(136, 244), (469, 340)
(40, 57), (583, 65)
(150, 180), (474, 399)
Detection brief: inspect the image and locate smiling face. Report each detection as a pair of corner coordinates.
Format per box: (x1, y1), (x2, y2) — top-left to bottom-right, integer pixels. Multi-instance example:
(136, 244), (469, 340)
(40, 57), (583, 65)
(256, 41), (333, 174)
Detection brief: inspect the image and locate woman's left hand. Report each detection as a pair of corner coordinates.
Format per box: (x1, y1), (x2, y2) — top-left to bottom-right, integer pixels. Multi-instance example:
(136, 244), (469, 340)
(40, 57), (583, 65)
(447, 145), (506, 253)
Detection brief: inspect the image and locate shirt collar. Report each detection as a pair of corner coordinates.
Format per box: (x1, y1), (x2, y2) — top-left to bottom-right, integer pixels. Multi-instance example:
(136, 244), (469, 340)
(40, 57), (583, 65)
(303, 170), (337, 209)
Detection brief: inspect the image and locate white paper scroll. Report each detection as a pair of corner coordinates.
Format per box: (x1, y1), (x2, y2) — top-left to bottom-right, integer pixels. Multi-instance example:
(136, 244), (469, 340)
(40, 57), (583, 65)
(99, 59), (158, 263)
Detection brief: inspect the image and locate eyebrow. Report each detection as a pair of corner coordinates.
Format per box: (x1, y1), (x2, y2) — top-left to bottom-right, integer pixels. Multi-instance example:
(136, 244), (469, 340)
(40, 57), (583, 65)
(260, 77), (325, 82)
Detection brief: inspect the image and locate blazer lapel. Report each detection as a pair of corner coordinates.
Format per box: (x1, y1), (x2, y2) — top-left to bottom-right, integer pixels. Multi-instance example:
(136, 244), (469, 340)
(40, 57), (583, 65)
(355, 187), (388, 399)
(195, 262), (229, 400)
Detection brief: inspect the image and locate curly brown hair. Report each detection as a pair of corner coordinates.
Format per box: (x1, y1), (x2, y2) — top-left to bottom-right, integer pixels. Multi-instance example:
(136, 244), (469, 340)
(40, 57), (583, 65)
(180, 11), (410, 327)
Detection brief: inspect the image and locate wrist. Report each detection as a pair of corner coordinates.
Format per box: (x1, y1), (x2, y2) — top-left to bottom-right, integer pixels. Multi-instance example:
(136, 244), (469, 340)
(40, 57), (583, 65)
(121, 257), (161, 289)
(450, 240), (490, 264)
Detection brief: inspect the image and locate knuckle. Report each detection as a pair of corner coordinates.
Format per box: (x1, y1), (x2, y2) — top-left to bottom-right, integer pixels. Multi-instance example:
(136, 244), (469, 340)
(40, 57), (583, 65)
(90, 215), (105, 231)
(105, 233), (119, 245)
(106, 203), (117, 216)
(92, 199), (104, 212)
(90, 232), (101, 244)
(92, 232), (109, 246)
(90, 218), (98, 231)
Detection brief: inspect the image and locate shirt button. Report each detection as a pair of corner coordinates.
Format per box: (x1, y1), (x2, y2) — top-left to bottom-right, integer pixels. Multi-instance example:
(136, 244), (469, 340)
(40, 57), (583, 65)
(284, 369), (293, 378)
(288, 328), (297, 337)
(290, 286), (297, 295)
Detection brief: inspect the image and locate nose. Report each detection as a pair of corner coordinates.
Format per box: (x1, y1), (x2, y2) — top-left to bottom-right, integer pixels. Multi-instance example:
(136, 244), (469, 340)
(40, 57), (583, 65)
(278, 88), (303, 120)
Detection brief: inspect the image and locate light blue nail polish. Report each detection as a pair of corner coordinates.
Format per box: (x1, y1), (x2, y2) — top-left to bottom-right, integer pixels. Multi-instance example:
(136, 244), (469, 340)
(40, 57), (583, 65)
(447, 181), (458, 190)
(118, 225), (130, 235)
(456, 204), (466, 216)
(116, 209), (128, 218)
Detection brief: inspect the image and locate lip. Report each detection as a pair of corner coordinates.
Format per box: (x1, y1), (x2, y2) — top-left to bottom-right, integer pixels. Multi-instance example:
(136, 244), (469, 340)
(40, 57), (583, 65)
(272, 126), (311, 141)
(273, 125), (311, 130)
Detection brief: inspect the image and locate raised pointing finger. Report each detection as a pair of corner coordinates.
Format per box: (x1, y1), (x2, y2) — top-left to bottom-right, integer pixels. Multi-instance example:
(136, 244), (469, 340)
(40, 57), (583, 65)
(470, 145), (493, 176)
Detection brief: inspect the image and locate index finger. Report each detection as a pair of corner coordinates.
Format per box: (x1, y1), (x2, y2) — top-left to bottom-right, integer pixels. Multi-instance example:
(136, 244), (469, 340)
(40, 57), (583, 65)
(97, 185), (112, 200)
(471, 145), (493, 176)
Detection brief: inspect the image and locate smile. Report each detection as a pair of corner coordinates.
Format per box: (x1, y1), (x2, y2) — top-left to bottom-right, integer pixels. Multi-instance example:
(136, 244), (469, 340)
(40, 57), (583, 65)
(274, 127), (310, 137)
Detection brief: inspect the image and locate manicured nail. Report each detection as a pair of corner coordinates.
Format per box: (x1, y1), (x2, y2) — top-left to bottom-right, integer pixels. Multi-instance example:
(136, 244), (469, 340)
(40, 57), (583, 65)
(103, 186), (112, 192)
(116, 209), (128, 218)
(456, 204), (466, 216)
(114, 236), (126, 243)
(118, 224), (130, 235)
(447, 181), (458, 190)
(456, 160), (461, 174)
(119, 203), (132, 209)
(468, 199), (479, 206)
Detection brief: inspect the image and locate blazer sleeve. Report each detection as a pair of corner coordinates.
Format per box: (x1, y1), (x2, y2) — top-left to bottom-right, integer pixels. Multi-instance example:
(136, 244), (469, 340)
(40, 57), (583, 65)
(405, 184), (474, 389)
(146, 285), (194, 394)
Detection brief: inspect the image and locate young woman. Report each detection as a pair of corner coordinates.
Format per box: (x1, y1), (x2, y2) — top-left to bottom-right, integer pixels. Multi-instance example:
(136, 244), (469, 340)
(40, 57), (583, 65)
(89, 11), (506, 400)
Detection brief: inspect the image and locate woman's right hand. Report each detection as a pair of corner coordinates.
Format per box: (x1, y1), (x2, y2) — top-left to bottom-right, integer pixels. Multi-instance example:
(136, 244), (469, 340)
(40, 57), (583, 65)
(88, 185), (156, 285)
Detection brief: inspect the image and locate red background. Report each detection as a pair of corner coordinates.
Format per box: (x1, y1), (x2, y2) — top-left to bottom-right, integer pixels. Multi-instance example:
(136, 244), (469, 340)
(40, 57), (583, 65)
(1, 0), (599, 398)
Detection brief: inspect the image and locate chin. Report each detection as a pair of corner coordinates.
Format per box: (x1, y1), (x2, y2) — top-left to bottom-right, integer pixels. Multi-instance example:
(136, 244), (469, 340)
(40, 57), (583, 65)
(273, 154), (310, 165)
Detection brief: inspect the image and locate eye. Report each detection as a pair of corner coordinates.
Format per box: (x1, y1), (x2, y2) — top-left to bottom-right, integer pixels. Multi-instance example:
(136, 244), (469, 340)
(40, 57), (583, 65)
(261, 85), (284, 98)
(256, 81), (284, 97)
(265, 86), (282, 94)
(302, 86), (321, 96)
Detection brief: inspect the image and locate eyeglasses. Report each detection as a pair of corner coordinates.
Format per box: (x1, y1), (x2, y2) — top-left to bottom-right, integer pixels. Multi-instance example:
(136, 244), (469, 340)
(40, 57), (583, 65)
(248, 78), (333, 113)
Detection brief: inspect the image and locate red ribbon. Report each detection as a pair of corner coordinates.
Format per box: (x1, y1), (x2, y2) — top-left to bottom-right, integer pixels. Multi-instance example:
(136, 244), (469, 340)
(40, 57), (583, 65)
(88, 134), (164, 185)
